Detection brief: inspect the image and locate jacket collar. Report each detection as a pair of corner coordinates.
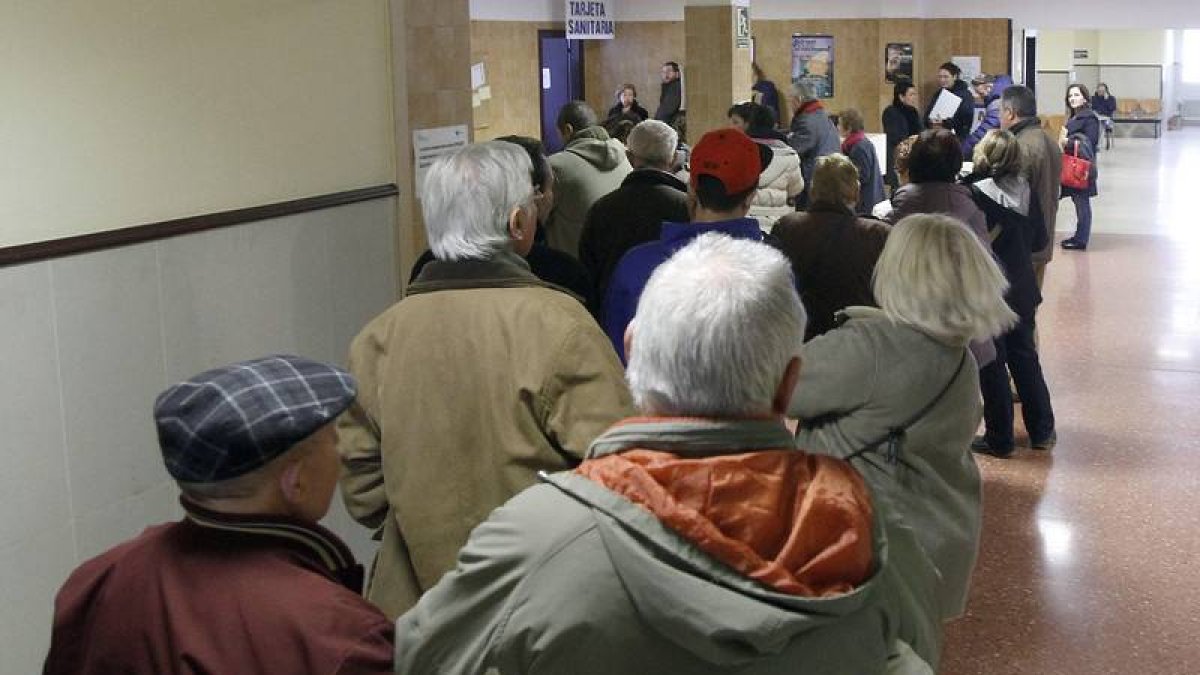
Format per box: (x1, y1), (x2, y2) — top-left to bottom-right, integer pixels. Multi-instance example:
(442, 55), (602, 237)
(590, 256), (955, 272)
(622, 168), (687, 192)
(1009, 117), (1042, 135)
(181, 497), (364, 592)
(587, 417), (796, 459)
(659, 218), (761, 247)
(407, 250), (555, 296)
(807, 202), (856, 218)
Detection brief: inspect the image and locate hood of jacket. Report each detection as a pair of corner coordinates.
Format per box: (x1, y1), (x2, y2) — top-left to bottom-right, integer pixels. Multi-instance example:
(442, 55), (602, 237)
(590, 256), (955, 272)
(971, 174), (1030, 217)
(755, 140), (800, 187)
(538, 418), (890, 668)
(565, 125), (625, 171)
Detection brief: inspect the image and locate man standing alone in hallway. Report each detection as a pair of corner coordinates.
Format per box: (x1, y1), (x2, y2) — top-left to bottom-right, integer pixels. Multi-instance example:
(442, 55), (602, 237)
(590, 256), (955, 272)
(655, 61), (683, 127)
(1000, 85), (1061, 290)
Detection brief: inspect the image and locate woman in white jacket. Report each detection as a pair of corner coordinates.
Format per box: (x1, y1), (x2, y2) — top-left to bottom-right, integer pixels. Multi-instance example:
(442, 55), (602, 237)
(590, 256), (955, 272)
(735, 103), (804, 232)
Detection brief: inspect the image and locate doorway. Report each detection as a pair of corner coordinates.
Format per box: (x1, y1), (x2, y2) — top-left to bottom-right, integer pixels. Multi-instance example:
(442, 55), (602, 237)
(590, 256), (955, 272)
(538, 30), (585, 153)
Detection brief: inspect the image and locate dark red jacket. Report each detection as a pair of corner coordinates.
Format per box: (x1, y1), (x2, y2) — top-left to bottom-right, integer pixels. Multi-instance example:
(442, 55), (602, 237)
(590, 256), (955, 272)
(44, 499), (393, 675)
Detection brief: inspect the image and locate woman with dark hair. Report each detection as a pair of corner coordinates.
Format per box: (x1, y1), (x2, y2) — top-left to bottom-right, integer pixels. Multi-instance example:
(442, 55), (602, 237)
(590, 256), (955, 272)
(886, 128), (994, 367)
(924, 62), (975, 142)
(1091, 82), (1117, 118)
(606, 83), (649, 123)
(882, 79), (923, 191)
(751, 62), (782, 128)
(1060, 83), (1101, 250)
(837, 108), (885, 215)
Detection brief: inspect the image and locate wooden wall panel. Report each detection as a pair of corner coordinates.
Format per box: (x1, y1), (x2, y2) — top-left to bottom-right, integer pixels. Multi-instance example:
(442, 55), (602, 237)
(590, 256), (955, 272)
(584, 22), (685, 126)
(469, 21), (558, 142)
(471, 18), (1009, 139)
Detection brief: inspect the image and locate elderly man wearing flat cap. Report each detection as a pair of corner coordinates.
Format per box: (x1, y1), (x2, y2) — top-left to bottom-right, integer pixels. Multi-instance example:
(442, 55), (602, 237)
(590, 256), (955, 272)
(338, 141), (633, 620)
(602, 127), (768, 361)
(43, 355), (394, 675)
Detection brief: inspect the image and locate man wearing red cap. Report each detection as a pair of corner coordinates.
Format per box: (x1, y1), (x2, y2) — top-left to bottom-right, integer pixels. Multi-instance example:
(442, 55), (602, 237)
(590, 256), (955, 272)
(602, 127), (767, 361)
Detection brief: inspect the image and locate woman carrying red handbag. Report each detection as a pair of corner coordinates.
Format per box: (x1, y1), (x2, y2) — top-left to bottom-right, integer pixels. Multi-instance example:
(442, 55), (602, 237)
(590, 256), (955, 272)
(1060, 84), (1101, 250)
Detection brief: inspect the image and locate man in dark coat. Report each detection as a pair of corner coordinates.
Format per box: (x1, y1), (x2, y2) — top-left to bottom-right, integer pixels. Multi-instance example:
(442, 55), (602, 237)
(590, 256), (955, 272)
(655, 61), (683, 126)
(787, 81), (840, 208)
(580, 119), (689, 311)
(44, 356), (394, 675)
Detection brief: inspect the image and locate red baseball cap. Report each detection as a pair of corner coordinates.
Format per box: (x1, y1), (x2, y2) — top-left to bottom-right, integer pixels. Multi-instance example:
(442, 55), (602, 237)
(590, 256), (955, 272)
(689, 128), (763, 195)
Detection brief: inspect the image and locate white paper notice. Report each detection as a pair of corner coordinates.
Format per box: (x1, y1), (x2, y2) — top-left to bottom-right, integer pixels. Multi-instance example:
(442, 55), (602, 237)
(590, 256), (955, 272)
(929, 89), (963, 123)
(471, 62), (486, 90)
(478, 85), (492, 101)
(866, 133), (887, 177)
(542, 68), (552, 90)
(412, 125), (469, 196)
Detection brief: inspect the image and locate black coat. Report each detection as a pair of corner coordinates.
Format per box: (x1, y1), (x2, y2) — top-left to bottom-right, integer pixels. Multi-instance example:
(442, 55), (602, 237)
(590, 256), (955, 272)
(655, 79), (682, 124)
(882, 103), (923, 184)
(1062, 108), (1100, 198)
(409, 245), (594, 310)
(606, 102), (649, 123)
(578, 169), (690, 308)
(962, 172), (1042, 317)
(924, 80), (975, 141)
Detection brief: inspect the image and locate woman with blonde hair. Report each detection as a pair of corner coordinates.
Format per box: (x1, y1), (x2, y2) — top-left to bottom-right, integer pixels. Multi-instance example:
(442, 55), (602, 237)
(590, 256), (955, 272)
(788, 213), (1015, 621)
(962, 129), (1056, 458)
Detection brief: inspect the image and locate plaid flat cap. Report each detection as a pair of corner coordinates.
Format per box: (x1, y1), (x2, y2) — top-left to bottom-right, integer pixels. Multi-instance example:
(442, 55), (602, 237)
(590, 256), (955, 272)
(154, 355), (357, 483)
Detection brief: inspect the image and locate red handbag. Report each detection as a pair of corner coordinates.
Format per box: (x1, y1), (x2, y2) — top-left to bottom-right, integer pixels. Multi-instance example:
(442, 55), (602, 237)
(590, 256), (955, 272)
(1061, 143), (1091, 190)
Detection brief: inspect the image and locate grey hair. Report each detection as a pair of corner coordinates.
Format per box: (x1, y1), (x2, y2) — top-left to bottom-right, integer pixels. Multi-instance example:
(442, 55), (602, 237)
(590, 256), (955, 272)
(422, 142), (535, 261)
(626, 120), (678, 168)
(790, 81), (815, 102)
(627, 233), (806, 417)
(873, 214), (1017, 344)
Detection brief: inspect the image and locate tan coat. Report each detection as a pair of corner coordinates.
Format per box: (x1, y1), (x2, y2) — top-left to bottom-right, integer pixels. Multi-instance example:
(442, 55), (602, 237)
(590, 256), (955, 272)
(1011, 117), (1062, 265)
(338, 253), (633, 619)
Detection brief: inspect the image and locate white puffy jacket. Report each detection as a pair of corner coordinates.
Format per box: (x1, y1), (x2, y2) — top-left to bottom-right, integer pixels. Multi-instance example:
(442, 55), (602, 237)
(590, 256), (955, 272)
(748, 139), (804, 232)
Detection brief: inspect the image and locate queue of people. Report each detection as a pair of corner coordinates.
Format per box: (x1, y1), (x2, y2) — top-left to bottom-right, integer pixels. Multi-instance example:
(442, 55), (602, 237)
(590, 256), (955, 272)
(44, 56), (1092, 674)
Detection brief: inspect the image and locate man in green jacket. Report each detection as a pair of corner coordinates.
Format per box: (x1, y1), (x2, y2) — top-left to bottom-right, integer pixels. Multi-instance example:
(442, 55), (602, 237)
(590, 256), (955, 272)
(394, 234), (943, 674)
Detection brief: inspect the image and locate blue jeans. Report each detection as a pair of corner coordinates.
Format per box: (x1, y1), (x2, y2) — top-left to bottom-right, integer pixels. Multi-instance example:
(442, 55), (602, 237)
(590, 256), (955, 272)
(979, 312), (1055, 449)
(1071, 194), (1092, 244)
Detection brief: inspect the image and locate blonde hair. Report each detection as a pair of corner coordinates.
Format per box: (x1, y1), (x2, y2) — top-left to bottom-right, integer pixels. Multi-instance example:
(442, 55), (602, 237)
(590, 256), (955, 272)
(873, 214), (1016, 343)
(893, 134), (918, 183)
(972, 129), (1024, 179)
(809, 153), (859, 208)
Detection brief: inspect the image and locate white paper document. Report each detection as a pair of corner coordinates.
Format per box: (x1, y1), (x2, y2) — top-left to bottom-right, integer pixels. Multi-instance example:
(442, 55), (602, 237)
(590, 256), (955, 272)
(929, 89), (963, 122)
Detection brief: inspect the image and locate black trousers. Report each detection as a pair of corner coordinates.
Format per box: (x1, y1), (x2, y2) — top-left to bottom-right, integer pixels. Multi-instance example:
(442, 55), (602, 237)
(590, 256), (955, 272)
(979, 312), (1055, 448)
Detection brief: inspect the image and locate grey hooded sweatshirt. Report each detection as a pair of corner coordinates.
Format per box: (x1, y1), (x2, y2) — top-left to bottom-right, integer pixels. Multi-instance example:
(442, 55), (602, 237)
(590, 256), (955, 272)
(394, 419), (943, 675)
(546, 126), (632, 258)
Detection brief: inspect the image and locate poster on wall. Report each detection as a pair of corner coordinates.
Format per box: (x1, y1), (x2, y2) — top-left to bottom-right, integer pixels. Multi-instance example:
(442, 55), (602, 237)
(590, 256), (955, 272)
(885, 43), (914, 83)
(734, 4), (751, 50)
(566, 1), (615, 40)
(952, 55), (982, 84)
(792, 34), (834, 98)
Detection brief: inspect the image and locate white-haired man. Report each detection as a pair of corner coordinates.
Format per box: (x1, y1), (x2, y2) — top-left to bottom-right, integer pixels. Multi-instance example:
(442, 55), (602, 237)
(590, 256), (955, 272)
(394, 234), (943, 675)
(579, 119), (689, 309)
(338, 141), (633, 620)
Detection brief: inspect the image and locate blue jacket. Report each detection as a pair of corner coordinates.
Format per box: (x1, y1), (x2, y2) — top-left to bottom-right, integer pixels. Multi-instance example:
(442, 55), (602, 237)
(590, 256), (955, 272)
(602, 219), (763, 362)
(962, 75), (1012, 159)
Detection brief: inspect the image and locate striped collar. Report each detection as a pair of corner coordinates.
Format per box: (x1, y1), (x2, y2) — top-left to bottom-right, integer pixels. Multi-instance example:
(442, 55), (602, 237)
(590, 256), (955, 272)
(181, 497), (364, 592)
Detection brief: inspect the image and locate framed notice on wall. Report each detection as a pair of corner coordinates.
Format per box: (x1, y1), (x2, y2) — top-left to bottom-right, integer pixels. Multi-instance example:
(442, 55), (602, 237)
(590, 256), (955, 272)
(792, 34), (834, 98)
(885, 43), (914, 83)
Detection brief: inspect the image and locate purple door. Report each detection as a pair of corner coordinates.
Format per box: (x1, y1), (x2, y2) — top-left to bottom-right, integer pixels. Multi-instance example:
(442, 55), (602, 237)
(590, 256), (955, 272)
(538, 31), (584, 153)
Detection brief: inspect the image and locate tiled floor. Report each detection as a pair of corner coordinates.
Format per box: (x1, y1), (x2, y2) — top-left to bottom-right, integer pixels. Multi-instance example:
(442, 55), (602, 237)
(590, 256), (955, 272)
(940, 128), (1200, 673)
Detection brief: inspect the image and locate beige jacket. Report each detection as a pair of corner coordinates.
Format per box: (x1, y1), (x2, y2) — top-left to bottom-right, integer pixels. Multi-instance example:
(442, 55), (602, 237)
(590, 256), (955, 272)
(1011, 117), (1062, 264)
(338, 253), (633, 619)
(749, 139), (805, 232)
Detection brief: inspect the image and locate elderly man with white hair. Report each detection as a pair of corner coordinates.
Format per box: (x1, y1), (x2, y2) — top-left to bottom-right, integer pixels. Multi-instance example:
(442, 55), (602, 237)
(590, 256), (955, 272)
(579, 119), (689, 309)
(393, 234), (943, 675)
(338, 141), (633, 620)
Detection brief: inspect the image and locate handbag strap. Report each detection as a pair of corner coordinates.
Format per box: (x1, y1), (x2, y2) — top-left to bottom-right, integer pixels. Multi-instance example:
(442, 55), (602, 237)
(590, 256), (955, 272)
(844, 348), (969, 466)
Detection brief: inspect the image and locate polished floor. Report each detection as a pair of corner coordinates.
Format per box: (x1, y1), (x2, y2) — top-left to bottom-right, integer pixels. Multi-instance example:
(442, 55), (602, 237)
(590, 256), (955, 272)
(941, 127), (1200, 673)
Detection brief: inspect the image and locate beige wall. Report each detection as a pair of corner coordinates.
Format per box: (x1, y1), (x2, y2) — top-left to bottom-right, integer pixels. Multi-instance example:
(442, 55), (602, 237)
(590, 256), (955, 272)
(471, 21), (559, 142)
(585, 22), (686, 128)
(2, 0), (394, 250)
(1097, 30), (1166, 65)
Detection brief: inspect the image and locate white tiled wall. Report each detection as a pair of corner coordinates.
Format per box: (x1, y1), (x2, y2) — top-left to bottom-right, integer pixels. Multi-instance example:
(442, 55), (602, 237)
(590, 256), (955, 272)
(0, 197), (398, 673)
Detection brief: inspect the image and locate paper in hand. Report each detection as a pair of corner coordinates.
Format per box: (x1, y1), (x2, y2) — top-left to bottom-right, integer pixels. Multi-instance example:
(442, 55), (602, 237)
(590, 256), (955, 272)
(929, 89), (963, 122)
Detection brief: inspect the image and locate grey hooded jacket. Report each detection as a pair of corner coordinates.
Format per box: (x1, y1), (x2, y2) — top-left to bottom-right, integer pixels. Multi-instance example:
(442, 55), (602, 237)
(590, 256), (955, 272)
(546, 126), (632, 257)
(394, 419), (943, 675)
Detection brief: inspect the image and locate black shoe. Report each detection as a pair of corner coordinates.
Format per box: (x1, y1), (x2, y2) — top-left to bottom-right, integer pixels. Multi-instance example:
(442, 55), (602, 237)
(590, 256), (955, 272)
(971, 435), (1014, 458)
(1030, 431), (1057, 451)
(1061, 239), (1087, 250)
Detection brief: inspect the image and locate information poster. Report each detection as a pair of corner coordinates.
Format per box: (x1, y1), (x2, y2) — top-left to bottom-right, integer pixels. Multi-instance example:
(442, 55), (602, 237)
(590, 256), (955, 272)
(566, 1), (614, 40)
(792, 34), (834, 98)
(412, 125), (469, 196)
(885, 43), (914, 83)
(952, 55), (982, 85)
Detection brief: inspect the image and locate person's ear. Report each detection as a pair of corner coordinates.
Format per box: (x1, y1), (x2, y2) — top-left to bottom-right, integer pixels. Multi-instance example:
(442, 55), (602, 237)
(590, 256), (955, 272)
(623, 321), (636, 363)
(278, 458), (305, 507)
(772, 356), (802, 417)
(740, 189), (758, 212)
(508, 206), (524, 239)
(686, 188), (698, 220)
